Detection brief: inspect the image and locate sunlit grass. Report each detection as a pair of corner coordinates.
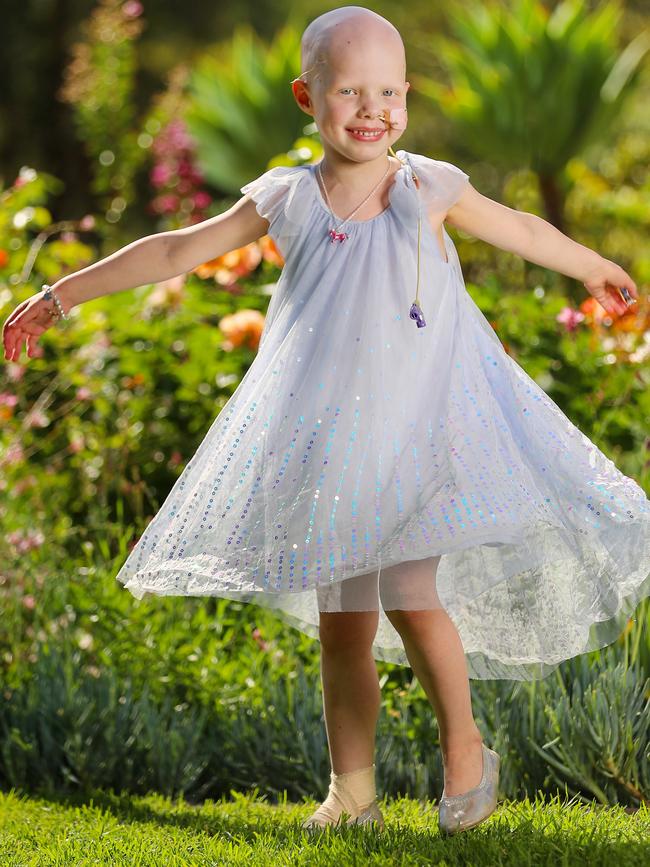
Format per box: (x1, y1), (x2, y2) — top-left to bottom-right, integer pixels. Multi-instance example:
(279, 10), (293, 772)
(0, 788), (648, 865)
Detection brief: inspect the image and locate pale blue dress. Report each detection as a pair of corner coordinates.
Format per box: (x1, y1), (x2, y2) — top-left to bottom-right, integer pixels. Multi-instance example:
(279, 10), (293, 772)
(114, 149), (650, 680)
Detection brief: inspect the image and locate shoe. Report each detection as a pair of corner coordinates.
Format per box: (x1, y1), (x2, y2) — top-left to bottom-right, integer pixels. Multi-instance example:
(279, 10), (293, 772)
(438, 742), (500, 836)
(301, 799), (385, 832)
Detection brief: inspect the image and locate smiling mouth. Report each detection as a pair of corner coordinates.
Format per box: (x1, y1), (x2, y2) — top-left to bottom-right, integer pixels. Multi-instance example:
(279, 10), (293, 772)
(347, 128), (385, 138)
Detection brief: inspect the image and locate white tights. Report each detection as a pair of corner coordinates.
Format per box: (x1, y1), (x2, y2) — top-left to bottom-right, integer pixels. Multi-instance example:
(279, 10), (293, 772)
(316, 555), (443, 612)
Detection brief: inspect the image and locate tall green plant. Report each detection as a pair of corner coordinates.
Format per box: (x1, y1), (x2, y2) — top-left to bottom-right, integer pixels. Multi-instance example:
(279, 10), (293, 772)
(58, 0), (149, 226)
(184, 24), (310, 193)
(413, 0), (650, 231)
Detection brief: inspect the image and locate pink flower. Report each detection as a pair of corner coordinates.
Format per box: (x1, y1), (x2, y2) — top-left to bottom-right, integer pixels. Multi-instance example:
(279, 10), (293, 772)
(13, 474), (38, 495)
(79, 215), (96, 231)
(22, 595), (36, 610)
(0, 443), (24, 466)
(169, 450), (183, 467)
(193, 191), (212, 209)
(152, 193), (180, 214)
(150, 163), (173, 187)
(251, 627), (269, 651)
(0, 393), (19, 407)
(5, 363), (26, 383)
(25, 409), (49, 428)
(557, 306), (585, 332)
(69, 437), (85, 454)
(122, 1), (143, 18)
(75, 386), (92, 400)
(7, 530), (44, 553)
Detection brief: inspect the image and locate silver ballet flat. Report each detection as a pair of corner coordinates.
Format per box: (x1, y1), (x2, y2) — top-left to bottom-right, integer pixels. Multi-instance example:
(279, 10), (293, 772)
(438, 742), (500, 836)
(301, 800), (385, 832)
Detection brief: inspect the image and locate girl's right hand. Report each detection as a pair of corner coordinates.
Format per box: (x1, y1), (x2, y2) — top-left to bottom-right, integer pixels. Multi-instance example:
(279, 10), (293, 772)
(2, 289), (67, 362)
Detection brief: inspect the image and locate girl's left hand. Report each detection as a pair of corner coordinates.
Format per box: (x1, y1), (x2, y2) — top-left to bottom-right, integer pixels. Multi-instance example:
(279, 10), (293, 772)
(582, 258), (639, 316)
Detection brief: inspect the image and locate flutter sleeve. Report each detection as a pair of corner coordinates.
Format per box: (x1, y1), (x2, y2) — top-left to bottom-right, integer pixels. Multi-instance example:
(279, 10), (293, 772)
(404, 152), (470, 214)
(240, 165), (312, 259)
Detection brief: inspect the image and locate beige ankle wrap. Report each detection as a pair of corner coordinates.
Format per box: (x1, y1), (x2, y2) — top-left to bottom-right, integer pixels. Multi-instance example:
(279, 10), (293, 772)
(306, 764), (377, 826)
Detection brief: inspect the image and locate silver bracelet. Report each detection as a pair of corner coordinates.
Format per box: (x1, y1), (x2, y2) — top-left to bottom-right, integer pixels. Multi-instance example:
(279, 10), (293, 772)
(42, 284), (69, 321)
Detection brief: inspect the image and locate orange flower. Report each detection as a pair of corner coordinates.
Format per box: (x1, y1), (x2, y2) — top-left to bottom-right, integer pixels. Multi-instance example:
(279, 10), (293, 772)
(0, 249), (9, 268)
(610, 293), (650, 334)
(122, 373), (146, 388)
(219, 309), (265, 351)
(259, 235), (284, 267)
(193, 242), (262, 283)
(144, 274), (186, 312)
(579, 296), (609, 327)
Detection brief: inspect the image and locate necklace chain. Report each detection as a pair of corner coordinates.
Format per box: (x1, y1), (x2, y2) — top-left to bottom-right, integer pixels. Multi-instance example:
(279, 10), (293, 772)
(317, 157), (392, 238)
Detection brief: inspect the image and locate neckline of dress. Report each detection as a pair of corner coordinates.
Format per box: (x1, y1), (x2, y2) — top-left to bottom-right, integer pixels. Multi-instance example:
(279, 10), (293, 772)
(308, 153), (409, 225)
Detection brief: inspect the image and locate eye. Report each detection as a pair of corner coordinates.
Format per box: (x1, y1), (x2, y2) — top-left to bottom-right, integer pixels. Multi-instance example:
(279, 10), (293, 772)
(339, 88), (355, 95)
(384, 89), (397, 96)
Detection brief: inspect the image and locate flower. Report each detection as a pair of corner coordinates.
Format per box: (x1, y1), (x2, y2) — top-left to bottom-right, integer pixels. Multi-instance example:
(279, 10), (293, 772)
(5, 363), (26, 383)
(259, 235), (284, 267)
(0, 443), (25, 467)
(579, 297), (609, 327)
(193, 190), (212, 210)
(150, 164), (173, 187)
(219, 309), (265, 351)
(122, 1), (143, 18)
(251, 626), (269, 651)
(68, 435), (86, 454)
(148, 117), (211, 225)
(151, 193), (180, 215)
(556, 306), (586, 332)
(25, 409), (49, 429)
(143, 273), (187, 313)
(192, 242), (262, 284)
(7, 530), (45, 553)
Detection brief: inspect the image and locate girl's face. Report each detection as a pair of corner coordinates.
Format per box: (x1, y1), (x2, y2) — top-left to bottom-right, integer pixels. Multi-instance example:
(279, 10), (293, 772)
(296, 42), (410, 163)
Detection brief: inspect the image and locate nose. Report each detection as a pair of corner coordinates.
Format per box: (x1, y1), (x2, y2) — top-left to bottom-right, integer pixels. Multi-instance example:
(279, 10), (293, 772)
(358, 95), (383, 119)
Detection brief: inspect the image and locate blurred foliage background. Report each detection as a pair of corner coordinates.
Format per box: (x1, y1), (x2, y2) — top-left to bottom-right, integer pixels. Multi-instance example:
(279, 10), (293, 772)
(1, 0), (650, 807)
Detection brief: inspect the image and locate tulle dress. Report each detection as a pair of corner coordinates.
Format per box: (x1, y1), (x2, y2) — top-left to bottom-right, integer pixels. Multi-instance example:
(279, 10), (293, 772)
(114, 149), (650, 680)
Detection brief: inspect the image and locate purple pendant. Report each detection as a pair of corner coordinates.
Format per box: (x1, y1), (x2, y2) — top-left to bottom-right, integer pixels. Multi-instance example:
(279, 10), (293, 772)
(409, 302), (426, 328)
(328, 229), (348, 244)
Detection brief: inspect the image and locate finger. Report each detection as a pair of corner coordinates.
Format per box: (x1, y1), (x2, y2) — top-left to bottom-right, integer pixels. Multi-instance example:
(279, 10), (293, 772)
(6, 335), (23, 362)
(26, 334), (39, 358)
(616, 284), (637, 308)
(617, 269), (639, 300)
(3, 299), (31, 330)
(4, 312), (47, 359)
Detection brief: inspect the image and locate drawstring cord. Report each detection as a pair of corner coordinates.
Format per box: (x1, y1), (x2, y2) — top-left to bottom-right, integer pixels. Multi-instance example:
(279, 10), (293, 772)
(388, 146), (426, 328)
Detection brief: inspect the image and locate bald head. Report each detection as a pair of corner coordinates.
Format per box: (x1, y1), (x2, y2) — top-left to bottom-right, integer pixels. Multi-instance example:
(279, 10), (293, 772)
(299, 6), (406, 90)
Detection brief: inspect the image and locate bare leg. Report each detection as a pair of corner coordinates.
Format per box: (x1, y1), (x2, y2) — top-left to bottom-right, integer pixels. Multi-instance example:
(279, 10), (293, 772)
(318, 608), (381, 773)
(301, 602), (383, 828)
(381, 558), (484, 796)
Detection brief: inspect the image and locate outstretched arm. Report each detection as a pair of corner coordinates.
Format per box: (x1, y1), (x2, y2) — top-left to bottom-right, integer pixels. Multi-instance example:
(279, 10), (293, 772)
(445, 183), (639, 316)
(3, 194), (269, 361)
(58, 195), (270, 311)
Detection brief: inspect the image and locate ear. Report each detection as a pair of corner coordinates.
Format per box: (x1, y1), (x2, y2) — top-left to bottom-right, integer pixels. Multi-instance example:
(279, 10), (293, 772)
(405, 81), (411, 94)
(291, 79), (315, 117)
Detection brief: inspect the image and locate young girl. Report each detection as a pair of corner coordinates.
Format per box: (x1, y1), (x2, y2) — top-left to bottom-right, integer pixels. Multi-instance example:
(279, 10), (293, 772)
(4, 5), (649, 837)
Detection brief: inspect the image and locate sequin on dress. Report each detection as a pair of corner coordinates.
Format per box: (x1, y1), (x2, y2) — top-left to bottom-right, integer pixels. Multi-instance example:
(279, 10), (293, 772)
(114, 150), (650, 680)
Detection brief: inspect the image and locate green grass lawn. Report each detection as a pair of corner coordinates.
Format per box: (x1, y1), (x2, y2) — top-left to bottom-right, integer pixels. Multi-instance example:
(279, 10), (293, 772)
(0, 788), (648, 865)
